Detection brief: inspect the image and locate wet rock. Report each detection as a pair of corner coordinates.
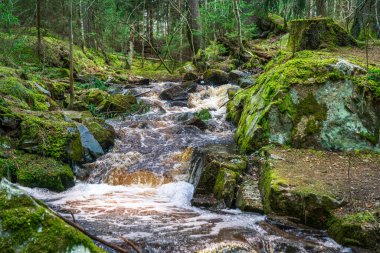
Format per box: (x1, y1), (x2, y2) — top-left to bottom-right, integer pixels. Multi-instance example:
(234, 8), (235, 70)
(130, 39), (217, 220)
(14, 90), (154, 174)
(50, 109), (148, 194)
(128, 76), (150, 85)
(0, 152), (74, 192)
(204, 69), (229, 86)
(183, 72), (198, 82)
(213, 169), (238, 207)
(238, 77), (254, 88)
(184, 117), (208, 131)
(229, 70), (245, 83)
(76, 124), (104, 161)
(236, 176), (263, 213)
(190, 146), (248, 208)
(0, 179), (105, 252)
(96, 94), (137, 113)
(159, 81), (197, 101)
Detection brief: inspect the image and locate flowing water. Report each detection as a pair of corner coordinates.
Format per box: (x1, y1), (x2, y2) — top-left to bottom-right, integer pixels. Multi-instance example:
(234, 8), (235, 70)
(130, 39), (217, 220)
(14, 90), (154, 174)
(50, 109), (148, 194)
(22, 82), (350, 253)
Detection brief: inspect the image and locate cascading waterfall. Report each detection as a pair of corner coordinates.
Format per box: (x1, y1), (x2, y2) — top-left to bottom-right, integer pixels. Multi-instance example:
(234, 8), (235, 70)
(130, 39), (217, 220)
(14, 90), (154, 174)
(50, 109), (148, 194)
(21, 82), (350, 253)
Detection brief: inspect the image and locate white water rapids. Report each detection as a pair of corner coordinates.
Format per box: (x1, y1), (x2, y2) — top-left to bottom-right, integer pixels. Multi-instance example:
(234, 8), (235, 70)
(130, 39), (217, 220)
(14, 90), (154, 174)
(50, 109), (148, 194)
(21, 83), (351, 253)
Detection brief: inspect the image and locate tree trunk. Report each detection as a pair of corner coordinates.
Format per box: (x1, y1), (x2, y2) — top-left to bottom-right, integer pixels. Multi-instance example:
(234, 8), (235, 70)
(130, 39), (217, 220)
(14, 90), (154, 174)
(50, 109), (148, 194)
(149, 7), (154, 50)
(36, 0), (42, 58)
(69, 0), (74, 110)
(79, 0), (86, 51)
(316, 0), (326, 16)
(232, 0), (243, 50)
(127, 25), (135, 69)
(187, 0), (203, 54)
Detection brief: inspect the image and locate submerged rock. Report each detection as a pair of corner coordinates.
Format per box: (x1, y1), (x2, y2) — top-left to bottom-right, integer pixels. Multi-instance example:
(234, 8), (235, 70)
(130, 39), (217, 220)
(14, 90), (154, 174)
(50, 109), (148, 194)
(0, 179), (105, 252)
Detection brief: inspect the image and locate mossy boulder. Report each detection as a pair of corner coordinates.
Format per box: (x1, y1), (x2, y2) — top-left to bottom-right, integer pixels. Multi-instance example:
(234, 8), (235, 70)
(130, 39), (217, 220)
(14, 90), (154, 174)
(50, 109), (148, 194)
(183, 72), (198, 82)
(0, 77), (50, 111)
(191, 147), (248, 208)
(96, 94), (137, 114)
(288, 18), (357, 52)
(0, 179), (105, 252)
(328, 212), (380, 250)
(204, 69), (229, 86)
(0, 152), (74, 192)
(18, 112), (84, 162)
(228, 50), (380, 153)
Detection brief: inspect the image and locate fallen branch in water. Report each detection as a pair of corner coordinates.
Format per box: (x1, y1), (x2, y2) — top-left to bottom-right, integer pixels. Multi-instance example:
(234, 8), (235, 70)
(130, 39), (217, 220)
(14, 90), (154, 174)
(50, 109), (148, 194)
(35, 198), (137, 253)
(119, 236), (143, 253)
(135, 90), (152, 97)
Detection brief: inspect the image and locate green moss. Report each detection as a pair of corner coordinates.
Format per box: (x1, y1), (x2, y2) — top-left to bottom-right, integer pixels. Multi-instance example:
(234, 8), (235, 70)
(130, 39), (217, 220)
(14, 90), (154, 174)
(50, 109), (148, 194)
(232, 50), (345, 153)
(18, 113), (83, 161)
(0, 152), (74, 192)
(288, 18), (356, 52)
(328, 211), (380, 249)
(0, 185), (105, 252)
(195, 109), (212, 121)
(0, 77), (48, 111)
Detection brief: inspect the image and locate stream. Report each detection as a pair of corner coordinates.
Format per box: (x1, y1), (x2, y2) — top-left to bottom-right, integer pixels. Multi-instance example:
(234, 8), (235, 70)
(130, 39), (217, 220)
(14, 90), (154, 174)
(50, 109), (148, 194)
(22, 82), (351, 253)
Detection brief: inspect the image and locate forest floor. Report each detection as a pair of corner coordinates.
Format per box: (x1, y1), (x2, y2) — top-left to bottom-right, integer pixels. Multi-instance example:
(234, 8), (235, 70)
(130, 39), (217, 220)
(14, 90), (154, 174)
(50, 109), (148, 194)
(267, 148), (380, 217)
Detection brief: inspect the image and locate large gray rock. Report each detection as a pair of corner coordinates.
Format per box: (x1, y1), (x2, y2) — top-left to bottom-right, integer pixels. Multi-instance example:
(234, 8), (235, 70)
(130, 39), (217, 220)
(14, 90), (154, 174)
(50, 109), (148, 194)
(228, 53), (380, 153)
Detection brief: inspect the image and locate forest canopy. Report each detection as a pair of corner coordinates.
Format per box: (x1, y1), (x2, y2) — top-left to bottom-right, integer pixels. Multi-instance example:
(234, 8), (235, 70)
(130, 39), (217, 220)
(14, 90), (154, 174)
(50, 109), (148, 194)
(1, 0), (379, 67)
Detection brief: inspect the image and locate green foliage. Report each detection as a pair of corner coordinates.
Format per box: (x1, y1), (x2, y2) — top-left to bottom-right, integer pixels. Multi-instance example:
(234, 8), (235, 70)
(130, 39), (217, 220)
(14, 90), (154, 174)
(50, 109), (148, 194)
(195, 109), (212, 121)
(78, 78), (108, 91)
(0, 2), (19, 31)
(200, 0), (257, 41)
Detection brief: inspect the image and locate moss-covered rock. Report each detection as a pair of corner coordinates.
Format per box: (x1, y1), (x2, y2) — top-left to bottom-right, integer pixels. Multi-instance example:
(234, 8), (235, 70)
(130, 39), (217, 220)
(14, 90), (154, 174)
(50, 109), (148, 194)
(18, 112), (84, 162)
(191, 147), (248, 208)
(0, 152), (74, 192)
(288, 18), (357, 52)
(213, 169), (238, 207)
(228, 50), (380, 153)
(96, 94), (137, 114)
(0, 179), (105, 252)
(204, 69), (229, 86)
(328, 211), (380, 250)
(0, 77), (50, 111)
(236, 176), (263, 213)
